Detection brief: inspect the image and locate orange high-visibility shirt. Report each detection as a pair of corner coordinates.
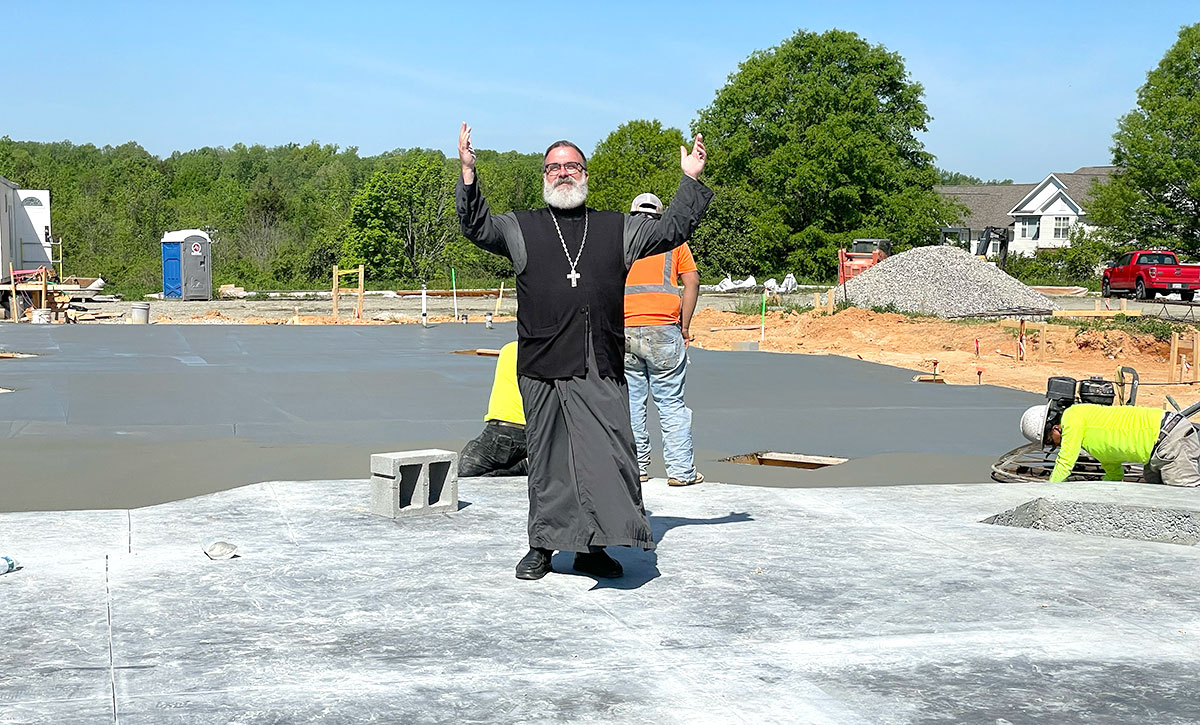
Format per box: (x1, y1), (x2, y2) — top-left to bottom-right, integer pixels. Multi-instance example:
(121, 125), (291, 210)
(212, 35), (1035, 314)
(624, 243), (698, 327)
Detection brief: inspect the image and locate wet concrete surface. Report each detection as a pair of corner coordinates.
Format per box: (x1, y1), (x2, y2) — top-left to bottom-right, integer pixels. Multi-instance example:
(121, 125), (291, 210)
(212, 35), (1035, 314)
(0, 323), (1038, 512)
(3, 477), (1200, 723)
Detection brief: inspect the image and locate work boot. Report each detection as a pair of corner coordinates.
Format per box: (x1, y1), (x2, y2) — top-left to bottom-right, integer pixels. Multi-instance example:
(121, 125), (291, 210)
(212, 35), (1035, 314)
(515, 547), (553, 580)
(639, 473), (649, 483)
(667, 472), (705, 487)
(573, 547), (623, 578)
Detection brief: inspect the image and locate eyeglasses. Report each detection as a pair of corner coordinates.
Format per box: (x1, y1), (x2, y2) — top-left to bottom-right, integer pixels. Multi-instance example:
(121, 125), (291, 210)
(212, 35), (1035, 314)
(544, 162), (586, 175)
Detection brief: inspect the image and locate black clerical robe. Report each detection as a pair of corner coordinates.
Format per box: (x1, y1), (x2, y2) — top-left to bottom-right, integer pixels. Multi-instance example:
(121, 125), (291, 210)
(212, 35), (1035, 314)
(456, 175), (713, 552)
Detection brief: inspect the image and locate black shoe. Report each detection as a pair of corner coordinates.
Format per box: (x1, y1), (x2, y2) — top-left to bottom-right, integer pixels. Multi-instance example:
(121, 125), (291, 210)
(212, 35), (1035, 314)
(573, 549), (623, 578)
(515, 547), (553, 580)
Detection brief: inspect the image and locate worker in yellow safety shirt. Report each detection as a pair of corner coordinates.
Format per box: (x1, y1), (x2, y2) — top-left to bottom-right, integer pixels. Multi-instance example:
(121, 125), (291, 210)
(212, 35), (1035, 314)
(1020, 402), (1200, 485)
(460, 342), (528, 477)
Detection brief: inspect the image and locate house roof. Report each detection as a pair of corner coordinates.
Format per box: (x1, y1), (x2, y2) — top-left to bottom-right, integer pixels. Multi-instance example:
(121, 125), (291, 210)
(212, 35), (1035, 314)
(1053, 166), (1116, 206)
(935, 166), (1117, 229)
(933, 183), (1034, 230)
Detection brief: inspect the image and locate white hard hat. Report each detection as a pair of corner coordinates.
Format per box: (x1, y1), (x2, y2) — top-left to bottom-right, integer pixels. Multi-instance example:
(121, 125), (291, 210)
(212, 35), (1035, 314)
(1020, 404), (1049, 444)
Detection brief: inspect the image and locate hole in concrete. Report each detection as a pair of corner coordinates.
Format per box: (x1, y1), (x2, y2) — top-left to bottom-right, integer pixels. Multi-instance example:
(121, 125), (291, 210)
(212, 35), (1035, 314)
(452, 348), (500, 357)
(982, 497), (1200, 546)
(397, 464), (419, 509)
(0, 352), (35, 359)
(428, 460), (451, 506)
(722, 451), (849, 469)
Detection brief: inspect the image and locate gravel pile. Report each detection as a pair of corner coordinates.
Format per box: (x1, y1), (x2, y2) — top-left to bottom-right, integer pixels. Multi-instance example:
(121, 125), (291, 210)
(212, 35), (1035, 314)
(840, 245), (1057, 317)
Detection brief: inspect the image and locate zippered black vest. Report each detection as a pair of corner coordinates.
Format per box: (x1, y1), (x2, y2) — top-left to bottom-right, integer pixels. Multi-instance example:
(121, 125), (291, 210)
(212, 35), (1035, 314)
(513, 206), (626, 379)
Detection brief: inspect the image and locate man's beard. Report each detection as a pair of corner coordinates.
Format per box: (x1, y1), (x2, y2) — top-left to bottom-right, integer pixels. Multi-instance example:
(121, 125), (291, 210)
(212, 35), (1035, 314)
(543, 175), (588, 209)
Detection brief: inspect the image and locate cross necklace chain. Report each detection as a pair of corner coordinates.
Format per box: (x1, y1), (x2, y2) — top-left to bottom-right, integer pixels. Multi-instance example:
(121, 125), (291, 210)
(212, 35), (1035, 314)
(548, 208), (588, 287)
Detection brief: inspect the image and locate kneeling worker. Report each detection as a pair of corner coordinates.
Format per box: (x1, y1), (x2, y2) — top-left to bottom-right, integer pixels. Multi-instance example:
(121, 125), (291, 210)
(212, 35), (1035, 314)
(1020, 403), (1200, 485)
(460, 341), (528, 477)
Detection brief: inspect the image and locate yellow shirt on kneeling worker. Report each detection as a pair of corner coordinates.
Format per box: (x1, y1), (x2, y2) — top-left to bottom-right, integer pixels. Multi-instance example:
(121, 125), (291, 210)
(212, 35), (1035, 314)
(1050, 404), (1161, 482)
(484, 341), (524, 426)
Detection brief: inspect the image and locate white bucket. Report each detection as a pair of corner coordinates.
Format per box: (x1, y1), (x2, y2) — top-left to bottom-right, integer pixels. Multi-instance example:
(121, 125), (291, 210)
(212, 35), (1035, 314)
(130, 302), (151, 325)
(31, 308), (51, 325)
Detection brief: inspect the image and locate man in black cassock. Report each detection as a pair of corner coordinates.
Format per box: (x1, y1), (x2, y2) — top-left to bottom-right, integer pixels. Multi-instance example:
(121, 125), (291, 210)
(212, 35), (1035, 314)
(455, 122), (713, 580)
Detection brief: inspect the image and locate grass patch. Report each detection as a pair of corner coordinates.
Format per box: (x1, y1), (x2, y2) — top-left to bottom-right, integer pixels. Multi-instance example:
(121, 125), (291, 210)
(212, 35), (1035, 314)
(1067, 314), (1187, 342)
(864, 303), (938, 319)
(732, 298), (813, 316)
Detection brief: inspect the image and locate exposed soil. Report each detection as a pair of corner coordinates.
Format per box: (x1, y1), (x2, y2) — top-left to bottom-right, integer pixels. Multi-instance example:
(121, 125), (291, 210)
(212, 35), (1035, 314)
(691, 307), (1192, 410)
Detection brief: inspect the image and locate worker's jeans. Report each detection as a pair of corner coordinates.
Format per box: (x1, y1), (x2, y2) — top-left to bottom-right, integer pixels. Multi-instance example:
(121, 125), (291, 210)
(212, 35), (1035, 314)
(624, 324), (697, 482)
(1145, 417), (1200, 487)
(459, 422), (528, 477)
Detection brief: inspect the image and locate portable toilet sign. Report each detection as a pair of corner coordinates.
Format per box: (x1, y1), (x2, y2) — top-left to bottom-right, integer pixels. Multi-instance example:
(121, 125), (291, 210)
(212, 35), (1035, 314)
(161, 229), (213, 300)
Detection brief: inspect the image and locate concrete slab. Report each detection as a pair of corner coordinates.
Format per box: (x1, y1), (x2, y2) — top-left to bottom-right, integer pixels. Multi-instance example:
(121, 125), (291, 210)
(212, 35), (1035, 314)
(0, 324), (1038, 512)
(4, 477), (1200, 723)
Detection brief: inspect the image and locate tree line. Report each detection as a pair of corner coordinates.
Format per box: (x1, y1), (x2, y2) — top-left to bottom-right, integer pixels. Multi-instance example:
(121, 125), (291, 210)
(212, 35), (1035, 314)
(1, 24), (1197, 294)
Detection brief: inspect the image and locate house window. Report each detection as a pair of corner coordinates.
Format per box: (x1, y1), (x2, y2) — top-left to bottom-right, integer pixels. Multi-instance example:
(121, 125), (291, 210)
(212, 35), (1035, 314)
(1021, 217), (1040, 240)
(1054, 216), (1070, 239)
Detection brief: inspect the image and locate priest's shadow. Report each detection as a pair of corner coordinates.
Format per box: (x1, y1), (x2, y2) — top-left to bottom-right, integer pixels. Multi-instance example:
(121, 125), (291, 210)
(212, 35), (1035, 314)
(554, 510), (753, 591)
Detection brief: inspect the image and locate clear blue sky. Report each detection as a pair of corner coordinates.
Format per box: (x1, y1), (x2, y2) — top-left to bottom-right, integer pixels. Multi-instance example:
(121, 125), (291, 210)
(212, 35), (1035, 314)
(7, 1), (1197, 182)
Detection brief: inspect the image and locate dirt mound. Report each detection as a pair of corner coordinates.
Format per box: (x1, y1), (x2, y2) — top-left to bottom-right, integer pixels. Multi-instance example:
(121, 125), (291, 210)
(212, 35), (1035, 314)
(1074, 330), (1165, 359)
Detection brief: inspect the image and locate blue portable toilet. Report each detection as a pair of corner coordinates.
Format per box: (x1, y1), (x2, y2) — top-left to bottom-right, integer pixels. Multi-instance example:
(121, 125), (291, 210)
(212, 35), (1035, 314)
(161, 229), (213, 300)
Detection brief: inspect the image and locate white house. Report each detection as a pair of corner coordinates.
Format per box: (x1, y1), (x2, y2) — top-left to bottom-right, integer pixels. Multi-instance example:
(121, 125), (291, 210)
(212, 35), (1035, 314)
(935, 166), (1115, 256)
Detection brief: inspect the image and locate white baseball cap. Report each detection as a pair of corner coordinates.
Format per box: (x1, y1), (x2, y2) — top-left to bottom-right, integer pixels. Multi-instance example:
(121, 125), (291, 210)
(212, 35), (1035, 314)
(630, 193), (663, 216)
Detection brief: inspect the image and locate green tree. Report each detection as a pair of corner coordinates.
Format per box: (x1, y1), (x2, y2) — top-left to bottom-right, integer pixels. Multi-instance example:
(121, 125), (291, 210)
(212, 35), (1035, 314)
(693, 28), (961, 277)
(341, 150), (457, 281)
(935, 168), (1013, 185)
(587, 120), (687, 212)
(1089, 23), (1200, 252)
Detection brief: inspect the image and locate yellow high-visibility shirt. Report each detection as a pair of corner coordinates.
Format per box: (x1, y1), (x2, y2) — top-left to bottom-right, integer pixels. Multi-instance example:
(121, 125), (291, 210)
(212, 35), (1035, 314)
(1050, 404), (1162, 482)
(484, 341), (524, 426)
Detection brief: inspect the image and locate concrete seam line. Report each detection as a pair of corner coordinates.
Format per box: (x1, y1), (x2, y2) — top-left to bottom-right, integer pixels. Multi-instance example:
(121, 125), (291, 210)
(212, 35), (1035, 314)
(105, 554), (119, 724)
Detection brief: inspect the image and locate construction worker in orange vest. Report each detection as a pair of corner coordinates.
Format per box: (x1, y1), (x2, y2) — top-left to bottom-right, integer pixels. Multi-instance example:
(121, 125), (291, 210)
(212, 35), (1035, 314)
(624, 193), (703, 486)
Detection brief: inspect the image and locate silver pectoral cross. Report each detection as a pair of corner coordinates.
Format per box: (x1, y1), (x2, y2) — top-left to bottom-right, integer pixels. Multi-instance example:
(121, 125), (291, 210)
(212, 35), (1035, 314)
(567, 269), (580, 287)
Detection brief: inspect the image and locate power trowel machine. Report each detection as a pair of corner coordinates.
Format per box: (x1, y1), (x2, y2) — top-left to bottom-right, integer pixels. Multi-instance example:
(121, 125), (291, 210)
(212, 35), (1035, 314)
(989, 366), (1177, 482)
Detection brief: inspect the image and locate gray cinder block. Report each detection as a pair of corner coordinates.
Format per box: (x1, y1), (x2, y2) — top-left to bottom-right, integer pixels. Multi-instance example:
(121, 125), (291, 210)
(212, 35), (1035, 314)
(369, 449), (459, 518)
(732, 341), (759, 352)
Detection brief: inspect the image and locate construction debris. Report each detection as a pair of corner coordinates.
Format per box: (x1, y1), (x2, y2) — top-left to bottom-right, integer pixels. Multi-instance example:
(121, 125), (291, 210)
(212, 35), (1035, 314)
(842, 245), (1058, 318)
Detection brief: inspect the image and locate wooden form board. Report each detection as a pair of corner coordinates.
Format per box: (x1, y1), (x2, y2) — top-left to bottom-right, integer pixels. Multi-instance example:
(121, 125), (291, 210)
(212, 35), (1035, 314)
(1051, 299), (1141, 318)
(723, 451), (849, 469)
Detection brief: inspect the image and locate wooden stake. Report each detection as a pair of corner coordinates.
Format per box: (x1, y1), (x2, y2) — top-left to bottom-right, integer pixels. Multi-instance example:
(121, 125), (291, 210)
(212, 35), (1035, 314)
(1193, 334), (1199, 383)
(355, 265), (364, 319)
(494, 282), (505, 316)
(813, 292), (821, 311)
(8, 263), (17, 324)
(1018, 319), (1026, 362)
(1170, 332), (1180, 383)
(332, 264), (340, 318)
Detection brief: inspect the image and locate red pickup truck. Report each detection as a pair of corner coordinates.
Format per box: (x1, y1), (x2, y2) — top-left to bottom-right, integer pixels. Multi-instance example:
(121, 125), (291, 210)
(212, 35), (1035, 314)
(1102, 250), (1200, 302)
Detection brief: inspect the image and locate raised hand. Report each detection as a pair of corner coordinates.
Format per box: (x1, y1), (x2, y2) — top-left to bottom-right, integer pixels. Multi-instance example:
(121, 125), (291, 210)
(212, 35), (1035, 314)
(459, 122), (476, 183)
(680, 133), (706, 179)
